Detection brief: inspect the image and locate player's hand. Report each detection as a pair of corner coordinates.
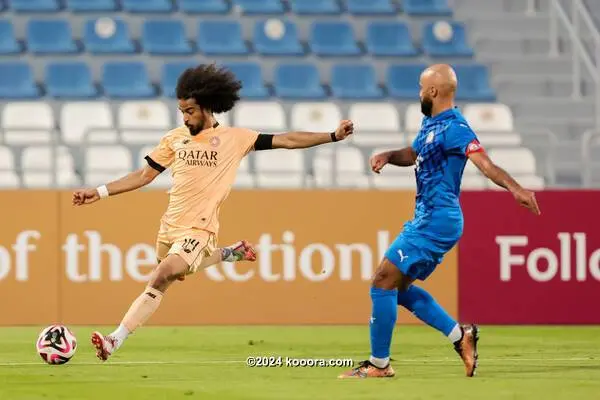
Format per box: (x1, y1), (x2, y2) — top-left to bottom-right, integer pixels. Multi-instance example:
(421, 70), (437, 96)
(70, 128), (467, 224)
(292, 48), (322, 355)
(72, 188), (101, 206)
(334, 120), (354, 141)
(513, 188), (541, 215)
(370, 152), (390, 174)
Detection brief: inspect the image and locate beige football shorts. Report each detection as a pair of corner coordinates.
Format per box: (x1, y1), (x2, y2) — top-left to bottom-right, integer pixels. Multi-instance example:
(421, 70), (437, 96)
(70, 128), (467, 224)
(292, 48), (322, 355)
(156, 222), (217, 275)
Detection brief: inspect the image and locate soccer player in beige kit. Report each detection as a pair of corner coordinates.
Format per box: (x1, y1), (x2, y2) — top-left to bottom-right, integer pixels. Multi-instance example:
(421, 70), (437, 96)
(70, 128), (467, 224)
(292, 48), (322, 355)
(72, 64), (354, 361)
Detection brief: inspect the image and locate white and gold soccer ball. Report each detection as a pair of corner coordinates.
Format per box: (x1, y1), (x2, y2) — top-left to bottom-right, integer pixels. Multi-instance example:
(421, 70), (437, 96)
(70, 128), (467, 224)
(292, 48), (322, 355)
(36, 325), (77, 365)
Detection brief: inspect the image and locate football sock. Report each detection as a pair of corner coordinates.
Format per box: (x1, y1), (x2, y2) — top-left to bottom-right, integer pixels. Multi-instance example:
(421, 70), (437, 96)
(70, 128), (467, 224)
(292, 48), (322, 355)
(116, 287), (163, 347)
(369, 287), (397, 368)
(109, 324), (130, 349)
(196, 242), (247, 270)
(397, 285), (458, 342)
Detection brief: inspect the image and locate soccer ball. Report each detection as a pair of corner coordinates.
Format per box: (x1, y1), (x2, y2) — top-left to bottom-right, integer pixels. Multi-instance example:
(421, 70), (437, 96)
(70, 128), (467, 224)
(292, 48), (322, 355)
(36, 325), (77, 365)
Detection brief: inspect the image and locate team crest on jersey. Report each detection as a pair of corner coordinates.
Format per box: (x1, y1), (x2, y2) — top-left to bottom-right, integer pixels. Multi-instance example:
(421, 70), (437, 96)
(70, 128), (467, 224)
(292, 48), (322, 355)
(182, 139), (190, 145)
(426, 131), (435, 143)
(209, 136), (220, 147)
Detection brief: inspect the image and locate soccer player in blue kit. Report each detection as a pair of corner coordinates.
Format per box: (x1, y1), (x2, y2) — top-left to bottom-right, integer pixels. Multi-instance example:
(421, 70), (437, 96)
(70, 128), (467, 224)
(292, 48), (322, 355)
(339, 64), (541, 379)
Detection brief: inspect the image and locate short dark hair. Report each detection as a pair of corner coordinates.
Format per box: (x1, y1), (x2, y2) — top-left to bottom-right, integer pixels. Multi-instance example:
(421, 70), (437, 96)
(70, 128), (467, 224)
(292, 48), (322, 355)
(176, 64), (242, 114)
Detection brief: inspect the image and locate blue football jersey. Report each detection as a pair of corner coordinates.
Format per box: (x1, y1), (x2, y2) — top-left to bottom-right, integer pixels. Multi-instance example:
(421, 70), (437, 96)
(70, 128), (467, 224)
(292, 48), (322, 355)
(404, 107), (483, 244)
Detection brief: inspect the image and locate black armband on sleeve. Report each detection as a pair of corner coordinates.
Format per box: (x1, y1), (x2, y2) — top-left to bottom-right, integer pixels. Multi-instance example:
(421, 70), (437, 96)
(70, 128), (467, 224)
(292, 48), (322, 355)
(254, 134), (274, 151)
(145, 155), (166, 173)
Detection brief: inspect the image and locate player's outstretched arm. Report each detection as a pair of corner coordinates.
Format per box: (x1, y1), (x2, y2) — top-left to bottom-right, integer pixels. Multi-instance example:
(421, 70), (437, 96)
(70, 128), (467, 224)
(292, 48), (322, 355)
(370, 147), (417, 173)
(72, 164), (160, 206)
(268, 120), (354, 149)
(468, 151), (541, 215)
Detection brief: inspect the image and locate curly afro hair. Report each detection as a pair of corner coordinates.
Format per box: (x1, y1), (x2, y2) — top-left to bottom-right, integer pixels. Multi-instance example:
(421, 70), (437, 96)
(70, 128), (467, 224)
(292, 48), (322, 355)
(176, 64), (242, 114)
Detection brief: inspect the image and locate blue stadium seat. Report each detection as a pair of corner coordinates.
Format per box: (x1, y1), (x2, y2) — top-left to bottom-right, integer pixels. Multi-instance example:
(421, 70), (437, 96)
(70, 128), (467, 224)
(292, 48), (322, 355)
(309, 21), (360, 56)
(142, 20), (191, 54)
(46, 62), (97, 99)
(9, 0), (60, 12)
(67, 0), (117, 12)
(454, 64), (496, 101)
(197, 21), (248, 55)
(233, 0), (284, 14)
(366, 21), (418, 57)
(254, 20), (303, 56)
(0, 62), (40, 99)
(222, 62), (269, 99)
(122, 0), (173, 13)
(404, 0), (452, 16)
(331, 64), (383, 99)
(161, 62), (195, 98)
(274, 63), (325, 99)
(346, 0), (396, 15)
(0, 21), (21, 54)
(177, 0), (229, 13)
(423, 22), (473, 57)
(102, 62), (155, 99)
(290, 0), (340, 14)
(386, 64), (427, 99)
(27, 20), (78, 54)
(84, 18), (135, 54)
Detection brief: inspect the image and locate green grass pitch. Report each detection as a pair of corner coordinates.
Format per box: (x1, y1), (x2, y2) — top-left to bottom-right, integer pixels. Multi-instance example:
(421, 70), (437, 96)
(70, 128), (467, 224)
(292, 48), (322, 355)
(1, 326), (599, 399)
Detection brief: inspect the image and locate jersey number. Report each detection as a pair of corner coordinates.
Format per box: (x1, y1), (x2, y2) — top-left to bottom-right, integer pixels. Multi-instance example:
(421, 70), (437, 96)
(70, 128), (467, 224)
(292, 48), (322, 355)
(182, 238), (200, 254)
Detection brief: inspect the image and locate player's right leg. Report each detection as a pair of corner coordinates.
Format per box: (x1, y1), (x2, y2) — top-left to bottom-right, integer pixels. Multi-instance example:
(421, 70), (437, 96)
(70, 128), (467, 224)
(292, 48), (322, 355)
(91, 252), (189, 361)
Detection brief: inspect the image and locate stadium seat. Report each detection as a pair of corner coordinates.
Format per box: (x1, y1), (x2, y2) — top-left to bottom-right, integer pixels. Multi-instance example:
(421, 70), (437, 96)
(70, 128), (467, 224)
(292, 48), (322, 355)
(26, 20), (78, 54)
(0, 147), (19, 188)
(84, 18), (135, 54)
(0, 21), (22, 54)
(122, 0), (173, 13)
(233, 102), (286, 131)
(463, 103), (514, 132)
(161, 62), (195, 98)
(404, 0), (453, 16)
(61, 102), (114, 144)
(346, 0), (396, 14)
(67, 0), (117, 12)
(45, 62), (98, 99)
(197, 20), (248, 55)
(255, 148), (304, 188)
(291, 103), (341, 131)
(85, 145), (133, 186)
(366, 22), (418, 57)
(232, 0), (284, 14)
(142, 20), (192, 54)
(290, 0), (341, 14)
(119, 101), (171, 143)
(222, 62), (269, 99)
(386, 64), (427, 100)
(423, 21), (474, 57)
(2, 102), (54, 145)
(22, 146), (80, 188)
(454, 65), (496, 101)
(177, 0), (229, 13)
(404, 103), (424, 133)
(348, 103), (404, 147)
(314, 147), (370, 188)
(309, 21), (360, 56)
(254, 20), (303, 56)
(0, 63), (40, 99)
(274, 63), (325, 99)
(10, 0), (60, 12)
(331, 64), (383, 99)
(233, 156), (255, 188)
(486, 148), (544, 189)
(102, 62), (155, 99)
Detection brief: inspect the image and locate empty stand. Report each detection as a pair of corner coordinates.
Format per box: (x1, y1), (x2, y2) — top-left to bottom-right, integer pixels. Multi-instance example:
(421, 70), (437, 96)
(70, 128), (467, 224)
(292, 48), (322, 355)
(67, 0), (118, 12)
(0, 20), (21, 55)
(197, 20), (248, 55)
(331, 64), (383, 99)
(84, 18), (135, 54)
(233, 0), (284, 15)
(177, 0), (228, 13)
(366, 22), (418, 57)
(2, 102), (54, 145)
(0, 62), (39, 99)
(61, 102), (114, 144)
(0, 146), (19, 188)
(254, 148), (304, 188)
(85, 145), (133, 186)
(26, 20), (78, 54)
(142, 20), (192, 55)
(233, 102), (286, 132)
(254, 20), (303, 56)
(119, 101), (171, 144)
(309, 21), (360, 56)
(346, 0), (396, 15)
(102, 62), (155, 99)
(45, 62), (97, 99)
(274, 63), (325, 99)
(21, 146), (80, 188)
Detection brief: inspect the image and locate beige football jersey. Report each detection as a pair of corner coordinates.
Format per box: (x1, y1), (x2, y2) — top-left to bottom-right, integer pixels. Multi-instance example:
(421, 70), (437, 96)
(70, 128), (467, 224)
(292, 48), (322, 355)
(147, 124), (258, 235)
